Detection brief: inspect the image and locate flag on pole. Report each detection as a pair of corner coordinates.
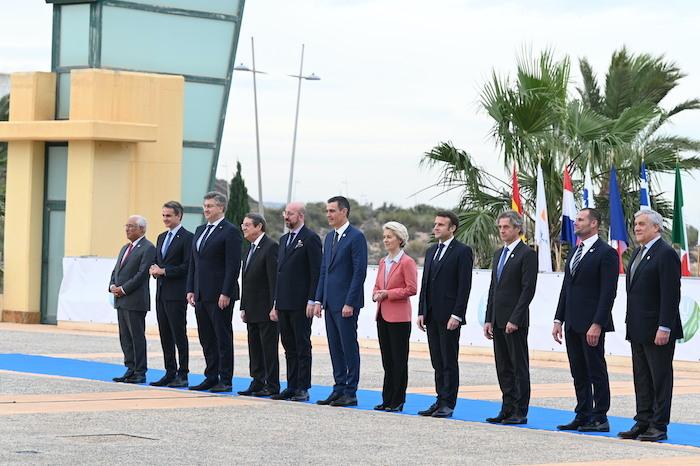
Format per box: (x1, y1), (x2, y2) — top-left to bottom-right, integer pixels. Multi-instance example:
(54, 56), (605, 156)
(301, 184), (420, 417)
(511, 164), (523, 215)
(672, 163), (691, 276)
(583, 163), (596, 208)
(535, 163), (553, 272)
(608, 165), (628, 273)
(639, 161), (651, 210)
(560, 166), (577, 245)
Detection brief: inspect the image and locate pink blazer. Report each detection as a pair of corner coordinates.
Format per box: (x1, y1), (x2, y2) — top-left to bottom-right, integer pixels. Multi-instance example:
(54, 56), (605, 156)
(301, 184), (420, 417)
(373, 253), (418, 323)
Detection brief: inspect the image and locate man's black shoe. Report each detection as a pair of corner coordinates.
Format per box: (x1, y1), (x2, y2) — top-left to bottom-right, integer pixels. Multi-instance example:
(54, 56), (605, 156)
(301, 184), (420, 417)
(209, 383), (233, 393)
(374, 403), (388, 411)
(252, 387), (278, 397)
(501, 416), (527, 425)
(316, 392), (342, 405)
(578, 420), (609, 432)
(638, 427), (668, 442)
(189, 379), (217, 391)
(112, 372), (133, 383)
(557, 419), (586, 431)
(123, 375), (146, 384)
(237, 385), (262, 396)
(271, 388), (295, 400)
(617, 423), (649, 440)
(418, 403), (439, 417)
(290, 390), (309, 402)
(149, 375), (175, 387)
(385, 403), (404, 413)
(486, 412), (509, 424)
(329, 395), (358, 407)
(431, 406), (454, 418)
(167, 376), (189, 388)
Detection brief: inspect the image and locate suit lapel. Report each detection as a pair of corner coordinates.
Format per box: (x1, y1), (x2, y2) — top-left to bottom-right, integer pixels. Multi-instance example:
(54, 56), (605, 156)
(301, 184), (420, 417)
(384, 255), (403, 285)
(571, 239), (600, 281)
(245, 235), (266, 275)
(432, 240), (456, 277)
(280, 227), (307, 267)
(329, 226), (351, 268)
(200, 222), (225, 254)
(497, 242), (522, 285)
(629, 240), (660, 288)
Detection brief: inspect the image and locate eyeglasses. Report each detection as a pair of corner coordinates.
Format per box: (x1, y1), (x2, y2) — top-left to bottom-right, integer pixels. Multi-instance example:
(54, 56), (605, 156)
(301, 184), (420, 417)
(124, 224), (140, 229)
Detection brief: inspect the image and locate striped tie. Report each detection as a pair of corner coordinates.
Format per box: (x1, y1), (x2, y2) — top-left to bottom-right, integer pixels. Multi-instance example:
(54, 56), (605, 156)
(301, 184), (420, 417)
(570, 243), (584, 275)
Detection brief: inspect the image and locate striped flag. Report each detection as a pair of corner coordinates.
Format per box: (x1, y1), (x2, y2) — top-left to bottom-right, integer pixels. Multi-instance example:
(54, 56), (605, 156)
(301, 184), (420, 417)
(560, 166), (577, 245)
(672, 164), (691, 276)
(608, 165), (628, 273)
(512, 164), (523, 215)
(583, 163), (596, 208)
(639, 161), (651, 210)
(535, 163), (553, 272)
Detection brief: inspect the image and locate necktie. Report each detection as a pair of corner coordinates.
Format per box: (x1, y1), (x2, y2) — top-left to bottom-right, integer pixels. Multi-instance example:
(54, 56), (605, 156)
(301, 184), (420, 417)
(120, 242), (134, 265)
(570, 243), (584, 275)
(198, 224), (214, 251)
(434, 243), (445, 262)
(496, 247), (509, 281)
(630, 246), (646, 280)
(331, 231), (339, 257)
(287, 232), (296, 249)
(245, 244), (256, 270)
(161, 231), (173, 257)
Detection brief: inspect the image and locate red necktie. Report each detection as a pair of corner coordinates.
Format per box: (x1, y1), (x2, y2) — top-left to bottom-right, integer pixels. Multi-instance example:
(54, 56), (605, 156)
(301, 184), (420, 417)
(121, 243), (134, 265)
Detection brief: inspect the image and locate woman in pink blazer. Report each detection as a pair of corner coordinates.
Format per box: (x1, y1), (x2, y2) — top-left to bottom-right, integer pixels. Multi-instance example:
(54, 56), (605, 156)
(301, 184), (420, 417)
(372, 221), (417, 412)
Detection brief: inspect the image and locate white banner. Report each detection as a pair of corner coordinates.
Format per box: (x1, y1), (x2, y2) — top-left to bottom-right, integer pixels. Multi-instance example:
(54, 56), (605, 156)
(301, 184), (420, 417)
(58, 257), (700, 361)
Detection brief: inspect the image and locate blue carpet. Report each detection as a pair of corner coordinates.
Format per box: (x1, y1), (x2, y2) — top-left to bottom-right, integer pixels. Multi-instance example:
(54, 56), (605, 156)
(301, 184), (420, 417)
(2, 353), (700, 448)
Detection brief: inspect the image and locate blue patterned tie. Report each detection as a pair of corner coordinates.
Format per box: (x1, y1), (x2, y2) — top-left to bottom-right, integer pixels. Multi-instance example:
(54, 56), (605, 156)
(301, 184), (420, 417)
(496, 247), (509, 281)
(161, 231), (173, 257)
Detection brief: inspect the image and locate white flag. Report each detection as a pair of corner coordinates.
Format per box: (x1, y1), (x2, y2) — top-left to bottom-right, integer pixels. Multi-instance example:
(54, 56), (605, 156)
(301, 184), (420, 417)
(583, 163), (596, 208)
(535, 163), (553, 272)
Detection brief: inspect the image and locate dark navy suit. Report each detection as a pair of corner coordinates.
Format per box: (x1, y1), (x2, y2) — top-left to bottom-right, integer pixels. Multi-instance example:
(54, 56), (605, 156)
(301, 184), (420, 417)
(186, 219), (242, 385)
(555, 237), (618, 423)
(625, 238), (682, 432)
(315, 224), (368, 397)
(275, 225), (322, 391)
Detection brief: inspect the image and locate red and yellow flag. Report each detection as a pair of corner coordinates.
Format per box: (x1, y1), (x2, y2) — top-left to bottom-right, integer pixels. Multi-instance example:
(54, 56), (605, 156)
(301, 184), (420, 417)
(511, 164), (523, 214)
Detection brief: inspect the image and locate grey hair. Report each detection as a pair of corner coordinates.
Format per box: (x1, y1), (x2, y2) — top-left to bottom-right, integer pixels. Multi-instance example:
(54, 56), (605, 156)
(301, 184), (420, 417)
(497, 210), (523, 231)
(634, 209), (664, 232)
(204, 191), (228, 209)
(244, 212), (266, 232)
(129, 215), (147, 231)
(383, 221), (409, 248)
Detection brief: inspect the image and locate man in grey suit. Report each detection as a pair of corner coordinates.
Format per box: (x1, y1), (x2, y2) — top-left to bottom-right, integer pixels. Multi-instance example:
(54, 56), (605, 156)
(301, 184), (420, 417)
(109, 215), (157, 384)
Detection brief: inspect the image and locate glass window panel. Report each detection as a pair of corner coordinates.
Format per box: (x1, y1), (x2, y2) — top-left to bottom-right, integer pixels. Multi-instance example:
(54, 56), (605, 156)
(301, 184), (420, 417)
(44, 209), (66, 324)
(46, 146), (68, 202)
(57, 73), (71, 120)
(127, 0), (241, 16)
(181, 147), (214, 206)
(182, 212), (203, 231)
(184, 82), (224, 142)
(58, 4), (91, 67)
(101, 6), (235, 78)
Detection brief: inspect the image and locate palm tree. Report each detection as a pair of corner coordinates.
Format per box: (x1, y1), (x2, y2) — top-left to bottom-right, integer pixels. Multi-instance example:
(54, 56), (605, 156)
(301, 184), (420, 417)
(423, 48), (700, 269)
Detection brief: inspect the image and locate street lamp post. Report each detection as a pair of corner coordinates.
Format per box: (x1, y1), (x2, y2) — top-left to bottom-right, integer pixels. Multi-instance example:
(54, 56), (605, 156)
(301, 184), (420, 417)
(234, 36), (266, 216)
(286, 44), (320, 205)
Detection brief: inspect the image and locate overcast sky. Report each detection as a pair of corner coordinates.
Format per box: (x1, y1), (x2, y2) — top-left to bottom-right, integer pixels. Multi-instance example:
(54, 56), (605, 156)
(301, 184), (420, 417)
(2, 1), (699, 224)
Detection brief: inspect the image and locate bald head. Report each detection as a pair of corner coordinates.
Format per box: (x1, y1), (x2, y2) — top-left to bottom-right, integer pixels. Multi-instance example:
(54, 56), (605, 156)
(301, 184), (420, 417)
(284, 202), (306, 230)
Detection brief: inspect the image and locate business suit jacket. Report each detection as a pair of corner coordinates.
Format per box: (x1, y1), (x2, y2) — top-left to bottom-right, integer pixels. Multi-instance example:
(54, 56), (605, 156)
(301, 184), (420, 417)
(110, 238), (157, 312)
(275, 225), (322, 311)
(154, 227), (193, 301)
(555, 238), (618, 333)
(186, 219), (242, 302)
(315, 224), (368, 311)
(418, 239), (473, 324)
(485, 242), (538, 329)
(241, 234), (278, 323)
(625, 239), (683, 343)
(373, 253), (417, 323)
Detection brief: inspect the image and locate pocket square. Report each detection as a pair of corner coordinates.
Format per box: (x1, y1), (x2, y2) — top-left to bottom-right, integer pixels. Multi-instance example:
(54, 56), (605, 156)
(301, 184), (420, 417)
(294, 240), (304, 250)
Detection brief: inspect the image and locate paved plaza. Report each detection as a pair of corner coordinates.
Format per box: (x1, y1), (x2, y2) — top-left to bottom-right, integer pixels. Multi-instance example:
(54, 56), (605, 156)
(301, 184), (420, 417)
(1, 322), (700, 465)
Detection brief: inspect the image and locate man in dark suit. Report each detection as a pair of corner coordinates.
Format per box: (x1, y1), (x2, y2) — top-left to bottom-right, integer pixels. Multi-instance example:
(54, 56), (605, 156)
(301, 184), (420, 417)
(484, 210), (537, 425)
(553, 208), (618, 432)
(270, 202), (322, 402)
(417, 210), (473, 418)
(186, 191), (242, 393)
(618, 209), (682, 442)
(148, 201), (193, 388)
(314, 196), (368, 407)
(238, 213), (280, 397)
(109, 215), (157, 384)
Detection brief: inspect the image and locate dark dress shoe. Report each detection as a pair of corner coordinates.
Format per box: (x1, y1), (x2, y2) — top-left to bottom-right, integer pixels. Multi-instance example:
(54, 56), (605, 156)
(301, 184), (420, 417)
(123, 375), (146, 384)
(330, 395), (358, 407)
(237, 385), (262, 396)
(486, 412), (509, 424)
(167, 376), (189, 388)
(385, 403), (404, 413)
(149, 375), (175, 387)
(432, 406), (454, 418)
(316, 392), (342, 405)
(501, 416), (527, 425)
(578, 420), (609, 432)
(210, 383), (233, 393)
(112, 372), (134, 383)
(617, 423), (649, 440)
(290, 390), (309, 402)
(374, 403), (388, 411)
(252, 387), (278, 397)
(418, 403), (439, 417)
(271, 389), (295, 400)
(638, 427), (668, 442)
(557, 419), (586, 430)
(189, 379), (218, 391)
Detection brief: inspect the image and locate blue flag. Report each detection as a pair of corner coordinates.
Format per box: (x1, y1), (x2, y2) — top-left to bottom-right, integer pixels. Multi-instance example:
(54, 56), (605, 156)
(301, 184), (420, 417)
(608, 165), (627, 273)
(639, 161), (651, 210)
